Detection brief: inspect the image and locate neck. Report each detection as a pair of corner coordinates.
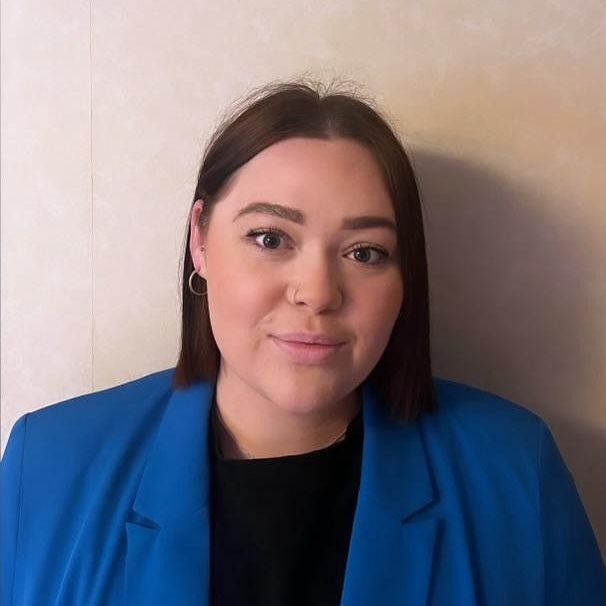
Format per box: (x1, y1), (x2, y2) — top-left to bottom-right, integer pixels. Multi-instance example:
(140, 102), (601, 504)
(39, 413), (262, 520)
(213, 365), (361, 460)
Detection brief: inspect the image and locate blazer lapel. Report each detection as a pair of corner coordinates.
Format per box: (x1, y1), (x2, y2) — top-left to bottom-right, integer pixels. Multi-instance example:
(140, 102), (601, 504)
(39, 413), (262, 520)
(339, 381), (440, 606)
(124, 378), (440, 606)
(124, 380), (214, 605)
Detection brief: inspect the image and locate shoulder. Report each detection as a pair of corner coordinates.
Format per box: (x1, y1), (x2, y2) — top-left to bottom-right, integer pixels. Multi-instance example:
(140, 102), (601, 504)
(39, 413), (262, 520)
(26, 367), (174, 432)
(0, 369), (181, 605)
(4, 368), (175, 467)
(424, 377), (545, 470)
(422, 379), (606, 601)
(1, 368), (178, 541)
(432, 376), (543, 431)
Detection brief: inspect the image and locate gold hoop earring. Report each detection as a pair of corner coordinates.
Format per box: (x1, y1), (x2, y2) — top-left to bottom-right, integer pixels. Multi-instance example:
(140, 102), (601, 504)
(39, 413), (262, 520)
(188, 270), (207, 296)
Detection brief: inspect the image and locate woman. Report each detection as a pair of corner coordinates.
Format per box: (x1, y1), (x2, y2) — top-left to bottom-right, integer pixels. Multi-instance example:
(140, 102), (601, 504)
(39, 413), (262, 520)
(2, 80), (605, 606)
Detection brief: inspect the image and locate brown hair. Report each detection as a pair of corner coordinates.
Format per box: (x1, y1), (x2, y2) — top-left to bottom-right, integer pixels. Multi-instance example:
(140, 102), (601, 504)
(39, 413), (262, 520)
(174, 78), (437, 423)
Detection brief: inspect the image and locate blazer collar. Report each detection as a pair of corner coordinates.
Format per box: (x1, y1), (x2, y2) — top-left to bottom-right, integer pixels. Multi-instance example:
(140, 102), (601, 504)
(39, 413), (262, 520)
(131, 379), (213, 526)
(125, 377), (439, 605)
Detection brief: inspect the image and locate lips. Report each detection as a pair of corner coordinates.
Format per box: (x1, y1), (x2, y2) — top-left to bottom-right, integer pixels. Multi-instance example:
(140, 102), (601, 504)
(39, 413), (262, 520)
(272, 332), (346, 346)
(270, 335), (346, 364)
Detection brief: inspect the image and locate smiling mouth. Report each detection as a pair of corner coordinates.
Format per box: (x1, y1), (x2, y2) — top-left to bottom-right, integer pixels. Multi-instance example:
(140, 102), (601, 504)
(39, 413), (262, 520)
(271, 332), (347, 346)
(270, 335), (345, 365)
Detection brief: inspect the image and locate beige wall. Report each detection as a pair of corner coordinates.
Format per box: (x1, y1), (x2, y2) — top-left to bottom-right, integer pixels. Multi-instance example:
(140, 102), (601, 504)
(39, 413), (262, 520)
(2, 0), (604, 556)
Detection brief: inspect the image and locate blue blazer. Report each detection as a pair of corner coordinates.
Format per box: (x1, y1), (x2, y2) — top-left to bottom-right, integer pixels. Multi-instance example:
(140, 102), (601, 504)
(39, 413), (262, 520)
(2, 368), (605, 605)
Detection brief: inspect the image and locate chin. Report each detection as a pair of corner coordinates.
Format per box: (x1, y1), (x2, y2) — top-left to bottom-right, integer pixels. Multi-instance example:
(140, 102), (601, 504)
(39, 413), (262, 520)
(262, 375), (352, 417)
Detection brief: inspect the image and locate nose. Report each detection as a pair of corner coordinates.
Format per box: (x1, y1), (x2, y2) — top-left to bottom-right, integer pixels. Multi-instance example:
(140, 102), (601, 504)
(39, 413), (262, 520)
(290, 252), (344, 313)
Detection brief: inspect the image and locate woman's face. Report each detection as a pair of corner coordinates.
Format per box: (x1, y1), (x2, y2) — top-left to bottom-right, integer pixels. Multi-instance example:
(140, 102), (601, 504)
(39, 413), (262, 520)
(190, 137), (404, 417)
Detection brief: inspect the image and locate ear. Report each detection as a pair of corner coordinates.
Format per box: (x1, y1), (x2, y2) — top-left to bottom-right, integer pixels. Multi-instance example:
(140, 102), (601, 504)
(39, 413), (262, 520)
(189, 199), (208, 279)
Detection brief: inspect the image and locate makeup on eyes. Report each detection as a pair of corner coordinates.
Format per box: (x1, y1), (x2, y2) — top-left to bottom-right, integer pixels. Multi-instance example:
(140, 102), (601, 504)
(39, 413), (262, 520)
(243, 225), (391, 265)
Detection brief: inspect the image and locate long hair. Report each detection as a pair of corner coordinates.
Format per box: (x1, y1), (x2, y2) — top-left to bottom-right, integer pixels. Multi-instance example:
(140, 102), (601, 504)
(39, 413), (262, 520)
(174, 78), (436, 423)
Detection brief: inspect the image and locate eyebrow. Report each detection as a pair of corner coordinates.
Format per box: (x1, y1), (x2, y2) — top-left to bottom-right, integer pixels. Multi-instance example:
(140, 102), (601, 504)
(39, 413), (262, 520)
(233, 201), (397, 233)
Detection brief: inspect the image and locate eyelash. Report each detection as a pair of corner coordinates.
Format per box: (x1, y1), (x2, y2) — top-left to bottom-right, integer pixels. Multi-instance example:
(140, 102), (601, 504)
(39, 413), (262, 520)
(244, 226), (390, 266)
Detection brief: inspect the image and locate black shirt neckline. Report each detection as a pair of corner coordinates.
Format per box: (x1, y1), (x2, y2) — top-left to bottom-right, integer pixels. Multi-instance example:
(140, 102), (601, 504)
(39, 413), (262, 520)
(208, 388), (363, 466)
(208, 385), (364, 606)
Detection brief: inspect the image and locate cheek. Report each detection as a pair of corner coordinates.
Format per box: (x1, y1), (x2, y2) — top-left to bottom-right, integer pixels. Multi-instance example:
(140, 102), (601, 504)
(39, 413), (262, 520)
(354, 276), (403, 349)
(206, 260), (279, 357)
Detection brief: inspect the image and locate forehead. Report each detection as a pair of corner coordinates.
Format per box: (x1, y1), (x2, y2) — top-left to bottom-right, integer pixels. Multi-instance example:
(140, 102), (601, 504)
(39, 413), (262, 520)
(217, 137), (395, 220)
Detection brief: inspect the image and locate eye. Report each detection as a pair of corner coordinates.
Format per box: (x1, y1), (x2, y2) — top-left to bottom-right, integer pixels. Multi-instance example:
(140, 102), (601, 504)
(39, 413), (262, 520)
(346, 245), (389, 266)
(244, 227), (390, 266)
(245, 226), (290, 251)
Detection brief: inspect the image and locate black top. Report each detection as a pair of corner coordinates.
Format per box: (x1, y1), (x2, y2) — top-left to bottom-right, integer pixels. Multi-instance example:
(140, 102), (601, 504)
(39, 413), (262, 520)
(208, 394), (364, 606)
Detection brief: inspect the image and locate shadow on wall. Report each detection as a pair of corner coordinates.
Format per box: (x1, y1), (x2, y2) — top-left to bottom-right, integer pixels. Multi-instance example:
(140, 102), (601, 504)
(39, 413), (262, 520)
(411, 147), (606, 559)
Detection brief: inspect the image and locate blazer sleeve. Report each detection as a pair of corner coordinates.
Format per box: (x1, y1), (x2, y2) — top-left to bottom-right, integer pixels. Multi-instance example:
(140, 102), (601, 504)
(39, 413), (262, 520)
(538, 420), (606, 604)
(1, 413), (28, 606)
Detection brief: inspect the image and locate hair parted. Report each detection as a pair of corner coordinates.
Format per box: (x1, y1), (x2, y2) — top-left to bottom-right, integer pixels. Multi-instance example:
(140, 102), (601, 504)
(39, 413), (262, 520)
(174, 76), (437, 423)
